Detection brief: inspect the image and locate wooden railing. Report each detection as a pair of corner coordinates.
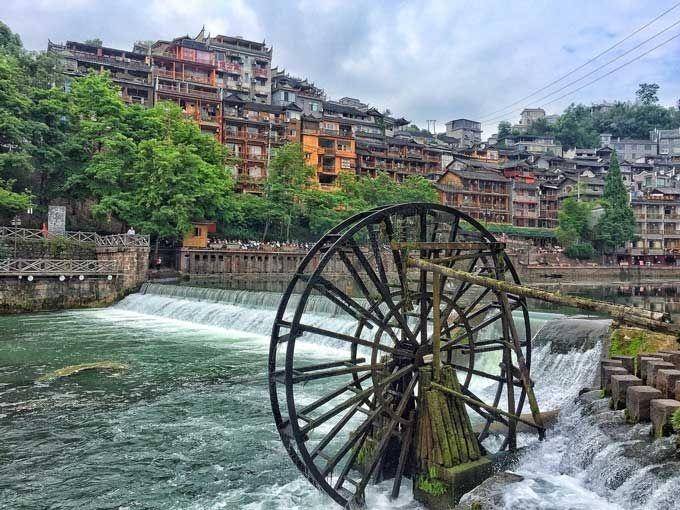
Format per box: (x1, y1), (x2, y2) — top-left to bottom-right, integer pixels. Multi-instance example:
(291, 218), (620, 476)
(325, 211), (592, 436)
(0, 259), (119, 275)
(0, 227), (150, 247)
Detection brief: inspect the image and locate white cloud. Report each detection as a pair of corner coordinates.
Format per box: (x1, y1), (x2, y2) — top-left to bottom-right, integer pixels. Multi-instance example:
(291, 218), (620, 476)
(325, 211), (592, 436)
(4, 0), (679, 136)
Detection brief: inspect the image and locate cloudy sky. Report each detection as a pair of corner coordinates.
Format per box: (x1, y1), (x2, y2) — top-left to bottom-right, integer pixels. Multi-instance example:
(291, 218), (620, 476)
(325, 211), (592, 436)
(4, 0), (680, 135)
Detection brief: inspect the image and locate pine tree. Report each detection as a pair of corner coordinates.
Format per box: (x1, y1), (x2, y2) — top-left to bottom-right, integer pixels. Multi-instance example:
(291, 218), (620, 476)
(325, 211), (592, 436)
(596, 150), (636, 252)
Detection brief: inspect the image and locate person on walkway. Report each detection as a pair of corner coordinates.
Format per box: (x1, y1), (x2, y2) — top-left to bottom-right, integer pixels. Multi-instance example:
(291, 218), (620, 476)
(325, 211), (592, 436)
(126, 227), (136, 236)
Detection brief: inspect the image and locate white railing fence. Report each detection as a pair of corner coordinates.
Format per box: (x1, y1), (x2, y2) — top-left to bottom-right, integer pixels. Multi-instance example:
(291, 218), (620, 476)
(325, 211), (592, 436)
(0, 258), (119, 275)
(0, 227), (150, 248)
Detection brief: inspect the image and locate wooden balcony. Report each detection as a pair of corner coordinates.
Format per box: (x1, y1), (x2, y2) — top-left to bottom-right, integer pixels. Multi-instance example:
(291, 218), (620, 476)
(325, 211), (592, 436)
(218, 62), (242, 74)
(156, 83), (219, 101)
(253, 67), (268, 78)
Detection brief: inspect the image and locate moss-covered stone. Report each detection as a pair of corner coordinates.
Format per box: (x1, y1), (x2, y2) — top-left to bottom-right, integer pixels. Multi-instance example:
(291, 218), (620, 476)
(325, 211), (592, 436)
(39, 361), (127, 381)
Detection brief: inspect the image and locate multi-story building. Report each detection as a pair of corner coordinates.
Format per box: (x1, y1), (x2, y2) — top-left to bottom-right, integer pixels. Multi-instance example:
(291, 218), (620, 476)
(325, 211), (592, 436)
(301, 115), (356, 189)
(445, 119), (482, 147)
(512, 181), (540, 227)
(148, 36), (224, 140)
(223, 95), (302, 193)
(271, 69), (325, 116)
(514, 108), (545, 132)
(630, 188), (680, 261)
(48, 40), (153, 105)
(436, 163), (512, 224)
(504, 134), (563, 156)
(199, 32), (273, 103)
(538, 182), (560, 228)
(355, 133), (444, 182)
(600, 134), (657, 161)
(651, 128), (680, 157)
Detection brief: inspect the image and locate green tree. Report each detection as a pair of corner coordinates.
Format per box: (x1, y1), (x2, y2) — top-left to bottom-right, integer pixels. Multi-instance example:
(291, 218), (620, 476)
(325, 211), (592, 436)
(0, 179), (31, 217)
(0, 21), (23, 56)
(636, 83), (659, 105)
(497, 121), (512, 145)
(84, 38), (103, 47)
(264, 142), (315, 241)
(595, 151), (635, 252)
(553, 104), (599, 148)
(557, 196), (592, 247)
(65, 72), (235, 250)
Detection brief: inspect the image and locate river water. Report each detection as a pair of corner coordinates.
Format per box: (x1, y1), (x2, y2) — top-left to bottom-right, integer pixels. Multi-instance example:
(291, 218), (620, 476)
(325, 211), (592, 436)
(0, 284), (675, 509)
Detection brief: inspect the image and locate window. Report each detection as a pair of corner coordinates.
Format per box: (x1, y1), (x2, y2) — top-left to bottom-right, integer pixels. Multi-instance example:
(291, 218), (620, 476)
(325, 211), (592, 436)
(311, 102), (320, 112)
(194, 227), (202, 237)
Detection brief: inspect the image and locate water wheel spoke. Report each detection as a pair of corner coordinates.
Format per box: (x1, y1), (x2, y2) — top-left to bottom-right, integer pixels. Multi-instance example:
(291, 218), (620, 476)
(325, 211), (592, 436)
(366, 223), (389, 287)
(321, 399), (391, 478)
(356, 373), (418, 494)
(382, 216), (408, 296)
(307, 275), (379, 327)
(297, 323), (398, 355)
(390, 409), (415, 500)
(292, 363), (380, 384)
(347, 238), (417, 344)
(336, 250), (401, 343)
(300, 364), (415, 435)
(310, 401), (364, 461)
(299, 373), (372, 416)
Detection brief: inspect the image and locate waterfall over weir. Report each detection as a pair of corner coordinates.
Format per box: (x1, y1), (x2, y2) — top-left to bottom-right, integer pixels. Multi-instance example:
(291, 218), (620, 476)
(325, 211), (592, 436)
(124, 284), (602, 412)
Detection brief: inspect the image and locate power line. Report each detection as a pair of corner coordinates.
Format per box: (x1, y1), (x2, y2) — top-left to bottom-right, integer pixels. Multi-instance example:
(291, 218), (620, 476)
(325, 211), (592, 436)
(481, 17), (680, 125)
(478, 1), (680, 121)
(481, 29), (680, 129)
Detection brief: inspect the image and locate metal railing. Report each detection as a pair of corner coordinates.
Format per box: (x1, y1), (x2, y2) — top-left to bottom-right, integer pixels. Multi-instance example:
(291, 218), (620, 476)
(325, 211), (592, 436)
(0, 259), (119, 275)
(0, 227), (149, 248)
(96, 234), (150, 247)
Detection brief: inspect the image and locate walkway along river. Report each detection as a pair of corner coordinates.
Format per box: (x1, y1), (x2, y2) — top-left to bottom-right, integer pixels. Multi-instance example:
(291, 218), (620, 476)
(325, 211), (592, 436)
(0, 283), (677, 509)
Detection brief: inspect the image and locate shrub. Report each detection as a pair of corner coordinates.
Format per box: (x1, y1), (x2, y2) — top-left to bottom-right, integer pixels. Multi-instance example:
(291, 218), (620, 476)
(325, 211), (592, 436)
(417, 466), (447, 496)
(565, 242), (595, 259)
(671, 408), (680, 432)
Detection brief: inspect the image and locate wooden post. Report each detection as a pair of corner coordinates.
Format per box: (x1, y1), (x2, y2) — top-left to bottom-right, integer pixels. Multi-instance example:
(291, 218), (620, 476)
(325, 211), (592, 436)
(432, 272), (442, 382)
(407, 257), (680, 336)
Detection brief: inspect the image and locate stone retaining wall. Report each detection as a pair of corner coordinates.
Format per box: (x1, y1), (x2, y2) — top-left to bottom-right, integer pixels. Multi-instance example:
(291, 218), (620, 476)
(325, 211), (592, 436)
(0, 276), (124, 314)
(516, 264), (680, 284)
(0, 245), (149, 314)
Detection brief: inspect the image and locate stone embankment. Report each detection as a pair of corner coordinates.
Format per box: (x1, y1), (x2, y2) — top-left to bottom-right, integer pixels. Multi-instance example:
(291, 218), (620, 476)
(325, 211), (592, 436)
(0, 234), (149, 313)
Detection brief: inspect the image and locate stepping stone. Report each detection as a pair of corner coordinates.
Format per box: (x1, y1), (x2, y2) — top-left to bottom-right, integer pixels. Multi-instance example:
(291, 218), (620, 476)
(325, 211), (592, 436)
(650, 399), (680, 437)
(640, 357), (665, 381)
(626, 386), (663, 423)
(656, 369), (680, 398)
(646, 360), (675, 386)
(603, 366), (628, 396)
(611, 374), (643, 410)
(600, 359), (623, 389)
(658, 350), (680, 368)
(637, 353), (662, 377)
(611, 355), (634, 374)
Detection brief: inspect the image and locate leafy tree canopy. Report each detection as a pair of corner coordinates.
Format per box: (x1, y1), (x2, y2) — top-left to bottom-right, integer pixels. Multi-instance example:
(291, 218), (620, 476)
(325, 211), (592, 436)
(636, 83), (659, 105)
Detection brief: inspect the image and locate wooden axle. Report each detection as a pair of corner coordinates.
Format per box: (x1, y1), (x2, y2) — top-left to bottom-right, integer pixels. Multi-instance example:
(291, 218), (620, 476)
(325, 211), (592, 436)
(407, 257), (680, 336)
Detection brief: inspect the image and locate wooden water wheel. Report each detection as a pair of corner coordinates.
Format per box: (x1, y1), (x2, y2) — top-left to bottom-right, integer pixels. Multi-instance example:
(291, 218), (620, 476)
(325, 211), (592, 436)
(268, 203), (544, 508)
